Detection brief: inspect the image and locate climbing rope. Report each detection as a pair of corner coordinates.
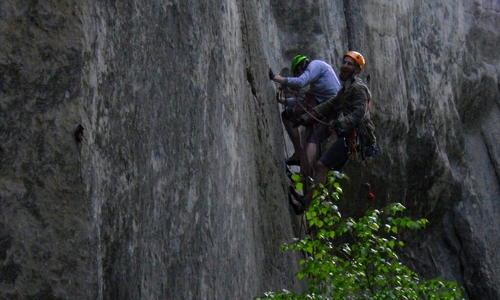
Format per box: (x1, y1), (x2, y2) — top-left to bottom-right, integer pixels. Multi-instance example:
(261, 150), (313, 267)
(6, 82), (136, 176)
(281, 86), (333, 126)
(275, 85), (298, 161)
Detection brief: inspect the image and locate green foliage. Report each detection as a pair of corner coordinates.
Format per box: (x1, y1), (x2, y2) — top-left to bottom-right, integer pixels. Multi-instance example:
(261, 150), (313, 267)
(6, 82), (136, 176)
(256, 171), (464, 300)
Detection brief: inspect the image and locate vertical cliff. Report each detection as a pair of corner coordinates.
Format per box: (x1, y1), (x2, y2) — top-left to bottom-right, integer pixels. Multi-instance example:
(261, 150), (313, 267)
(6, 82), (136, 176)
(0, 0), (499, 299)
(340, 1), (500, 299)
(0, 1), (92, 298)
(79, 0), (305, 299)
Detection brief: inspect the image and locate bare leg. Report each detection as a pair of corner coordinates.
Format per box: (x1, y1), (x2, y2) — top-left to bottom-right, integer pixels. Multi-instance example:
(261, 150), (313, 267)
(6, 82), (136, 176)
(305, 142), (318, 171)
(291, 137), (348, 214)
(303, 160), (329, 208)
(299, 141), (317, 179)
(313, 161), (329, 187)
(283, 119), (302, 156)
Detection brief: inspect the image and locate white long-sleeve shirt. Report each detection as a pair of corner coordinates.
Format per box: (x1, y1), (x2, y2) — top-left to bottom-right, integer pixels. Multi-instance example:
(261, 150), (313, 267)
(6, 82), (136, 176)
(284, 60), (341, 104)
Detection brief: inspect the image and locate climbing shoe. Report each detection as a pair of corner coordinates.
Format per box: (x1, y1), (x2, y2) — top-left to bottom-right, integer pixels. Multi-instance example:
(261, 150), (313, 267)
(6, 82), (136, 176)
(285, 153), (301, 166)
(288, 186), (305, 215)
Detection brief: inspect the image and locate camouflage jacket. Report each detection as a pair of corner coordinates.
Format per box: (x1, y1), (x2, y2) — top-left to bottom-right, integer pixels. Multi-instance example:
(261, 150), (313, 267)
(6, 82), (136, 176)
(313, 76), (376, 145)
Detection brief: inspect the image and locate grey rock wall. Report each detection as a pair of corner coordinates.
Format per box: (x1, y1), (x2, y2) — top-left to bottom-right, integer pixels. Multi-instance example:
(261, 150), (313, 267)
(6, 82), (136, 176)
(0, 1), (93, 299)
(338, 1), (500, 299)
(78, 1), (302, 299)
(0, 0), (499, 299)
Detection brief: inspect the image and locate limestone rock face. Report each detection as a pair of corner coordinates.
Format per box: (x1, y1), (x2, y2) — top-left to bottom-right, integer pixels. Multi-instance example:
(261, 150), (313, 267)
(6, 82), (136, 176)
(339, 2), (500, 299)
(0, 0), (499, 299)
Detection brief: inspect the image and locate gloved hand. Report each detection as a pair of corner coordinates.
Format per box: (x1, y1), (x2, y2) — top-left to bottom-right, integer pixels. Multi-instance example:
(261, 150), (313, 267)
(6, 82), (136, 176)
(294, 112), (315, 127)
(293, 116), (307, 127)
(332, 117), (345, 137)
(335, 126), (346, 137)
(268, 68), (275, 80)
(332, 117), (342, 128)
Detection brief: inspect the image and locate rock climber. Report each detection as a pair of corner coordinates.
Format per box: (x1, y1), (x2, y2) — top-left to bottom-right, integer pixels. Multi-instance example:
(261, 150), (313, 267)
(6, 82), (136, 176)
(269, 55), (341, 170)
(289, 51), (377, 214)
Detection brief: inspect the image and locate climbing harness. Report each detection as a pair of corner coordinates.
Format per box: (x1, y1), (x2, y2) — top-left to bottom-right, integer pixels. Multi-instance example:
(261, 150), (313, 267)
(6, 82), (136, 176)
(282, 86), (332, 127)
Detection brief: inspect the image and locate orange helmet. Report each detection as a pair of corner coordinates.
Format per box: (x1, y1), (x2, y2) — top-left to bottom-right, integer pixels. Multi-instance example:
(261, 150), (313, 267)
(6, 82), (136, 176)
(344, 51), (365, 69)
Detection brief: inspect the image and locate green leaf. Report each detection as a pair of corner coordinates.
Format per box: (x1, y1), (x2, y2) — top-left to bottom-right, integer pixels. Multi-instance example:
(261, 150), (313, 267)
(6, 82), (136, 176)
(291, 173), (301, 182)
(257, 172), (464, 300)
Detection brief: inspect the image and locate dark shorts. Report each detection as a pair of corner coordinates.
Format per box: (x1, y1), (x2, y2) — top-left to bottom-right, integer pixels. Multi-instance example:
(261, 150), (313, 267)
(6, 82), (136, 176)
(305, 123), (332, 144)
(319, 137), (350, 171)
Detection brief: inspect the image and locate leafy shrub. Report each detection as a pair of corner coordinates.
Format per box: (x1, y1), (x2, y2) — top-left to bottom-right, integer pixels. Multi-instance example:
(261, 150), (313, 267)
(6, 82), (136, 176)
(256, 171), (464, 299)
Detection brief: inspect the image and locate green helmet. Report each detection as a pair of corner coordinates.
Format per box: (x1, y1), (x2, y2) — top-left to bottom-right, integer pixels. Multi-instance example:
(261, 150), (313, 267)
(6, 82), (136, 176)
(291, 55), (308, 74)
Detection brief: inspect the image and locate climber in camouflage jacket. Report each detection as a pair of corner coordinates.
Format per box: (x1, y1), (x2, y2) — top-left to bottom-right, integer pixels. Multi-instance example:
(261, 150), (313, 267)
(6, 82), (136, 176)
(313, 75), (376, 146)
